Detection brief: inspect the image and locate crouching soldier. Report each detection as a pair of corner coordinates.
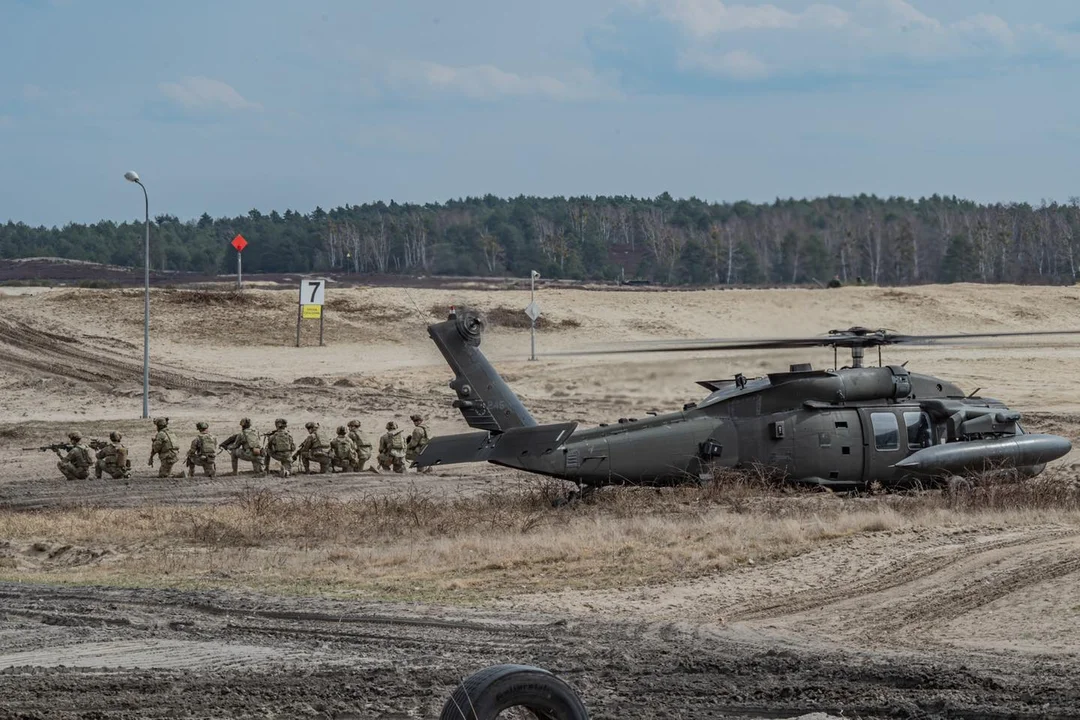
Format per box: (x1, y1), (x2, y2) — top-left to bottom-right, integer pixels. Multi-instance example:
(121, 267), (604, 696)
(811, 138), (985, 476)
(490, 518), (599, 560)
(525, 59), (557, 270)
(295, 421), (332, 474)
(378, 421), (406, 473)
(406, 413), (431, 472)
(330, 426), (358, 472)
(226, 417), (265, 477)
(264, 418), (295, 478)
(185, 421), (217, 478)
(347, 420), (374, 472)
(57, 431), (92, 481)
(148, 417), (180, 478)
(95, 431), (130, 479)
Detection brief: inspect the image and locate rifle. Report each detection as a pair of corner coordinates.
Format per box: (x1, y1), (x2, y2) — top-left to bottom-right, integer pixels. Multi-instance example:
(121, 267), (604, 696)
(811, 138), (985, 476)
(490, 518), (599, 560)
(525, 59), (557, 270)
(218, 433), (239, 452)
(25, 439), (107, 454)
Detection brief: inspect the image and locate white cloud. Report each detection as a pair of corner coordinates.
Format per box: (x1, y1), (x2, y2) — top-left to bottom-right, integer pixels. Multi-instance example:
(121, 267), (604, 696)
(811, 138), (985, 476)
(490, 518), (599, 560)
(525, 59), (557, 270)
(679, 48), (768, 79)
(391, 62), (617, 102)
(623, 0), (1080, 81)
(158, 76), (261, 112)
(646, 0), (849, 37)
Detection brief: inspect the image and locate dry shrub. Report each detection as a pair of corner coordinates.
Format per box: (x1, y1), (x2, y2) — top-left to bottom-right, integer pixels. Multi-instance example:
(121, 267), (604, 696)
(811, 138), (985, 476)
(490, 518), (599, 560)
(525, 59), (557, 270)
(428, 304), (580, 330)
(159, 289), (265, 307)
(325, 297), (411, 322)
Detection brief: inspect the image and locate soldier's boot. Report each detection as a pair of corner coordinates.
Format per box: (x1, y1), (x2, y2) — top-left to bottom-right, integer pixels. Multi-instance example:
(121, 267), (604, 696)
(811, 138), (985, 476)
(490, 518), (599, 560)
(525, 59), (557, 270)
(158, 461), (175, 479)
(319, 461), (330, 474)
(206, 461), (216, 479)
(231, 456), (239, 476)
(393, 459), (405, 474)
(302, 457), (311, 474)
(251, 461), (265, 477)
(280, 460), (292, 478)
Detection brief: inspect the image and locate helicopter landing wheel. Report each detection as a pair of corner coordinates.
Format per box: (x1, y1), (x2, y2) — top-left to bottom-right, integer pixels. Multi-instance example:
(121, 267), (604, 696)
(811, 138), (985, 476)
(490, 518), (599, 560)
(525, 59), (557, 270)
(440, 664), (589, 720)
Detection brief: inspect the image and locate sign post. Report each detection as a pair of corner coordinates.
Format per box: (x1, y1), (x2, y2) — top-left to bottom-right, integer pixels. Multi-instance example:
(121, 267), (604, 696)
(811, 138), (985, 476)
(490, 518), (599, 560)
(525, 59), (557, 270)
(297, 278), (326, 347)
(525, 270), (541, 361)
(231, 234), (248, 289)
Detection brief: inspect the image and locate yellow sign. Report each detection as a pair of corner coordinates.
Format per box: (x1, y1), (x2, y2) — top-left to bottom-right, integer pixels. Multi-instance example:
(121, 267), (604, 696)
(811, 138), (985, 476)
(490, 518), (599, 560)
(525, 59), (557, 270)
(302, 304), (322, 319)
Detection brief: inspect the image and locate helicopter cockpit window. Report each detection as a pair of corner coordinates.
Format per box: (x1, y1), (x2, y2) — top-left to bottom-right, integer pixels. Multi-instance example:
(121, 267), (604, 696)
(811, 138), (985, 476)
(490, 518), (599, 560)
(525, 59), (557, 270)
(904, 411), (932, 448)
(871, 412), (900, 451)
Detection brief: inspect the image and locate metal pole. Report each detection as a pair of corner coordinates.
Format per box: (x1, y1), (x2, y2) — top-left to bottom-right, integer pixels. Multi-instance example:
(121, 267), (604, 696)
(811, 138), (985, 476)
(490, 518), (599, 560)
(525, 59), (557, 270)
(319, 310), (324, 347)
(296, 304), (301, 348)
(236, 250), (242, 290)
(529, 272), (536, 361)
(139, 181), (150, 419)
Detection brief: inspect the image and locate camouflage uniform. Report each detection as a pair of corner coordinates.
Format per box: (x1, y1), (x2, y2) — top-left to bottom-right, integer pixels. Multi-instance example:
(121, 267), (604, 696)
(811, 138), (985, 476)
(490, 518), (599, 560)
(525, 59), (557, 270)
(149, 417), (180, 478)
(227, 418), (265, 476)
(378, 421), (406, 473)
(406, 414), (431, 471)
(329, 426), (358, 472)
(264, 419), (295, 477)
(185, 421), (217, 478)
(347, 420), (374, 472)
(95, 431), (130, 479)
(297, 422), (333, 474)
(57, 432), (92, 481)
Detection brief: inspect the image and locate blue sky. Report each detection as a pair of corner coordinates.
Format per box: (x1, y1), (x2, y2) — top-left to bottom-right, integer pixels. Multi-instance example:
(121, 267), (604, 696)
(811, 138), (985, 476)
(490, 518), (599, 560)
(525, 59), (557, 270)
(2, 0), (1080, 226)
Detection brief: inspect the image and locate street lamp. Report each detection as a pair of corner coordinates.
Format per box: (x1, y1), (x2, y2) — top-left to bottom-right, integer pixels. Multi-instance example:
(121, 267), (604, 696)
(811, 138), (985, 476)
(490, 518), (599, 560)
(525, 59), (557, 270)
(124, 170), (150, 419)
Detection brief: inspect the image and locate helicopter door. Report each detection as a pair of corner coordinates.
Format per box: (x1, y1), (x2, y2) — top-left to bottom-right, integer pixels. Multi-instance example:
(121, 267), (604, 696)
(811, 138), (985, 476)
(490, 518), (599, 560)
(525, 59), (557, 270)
(859, 409), (908, 481)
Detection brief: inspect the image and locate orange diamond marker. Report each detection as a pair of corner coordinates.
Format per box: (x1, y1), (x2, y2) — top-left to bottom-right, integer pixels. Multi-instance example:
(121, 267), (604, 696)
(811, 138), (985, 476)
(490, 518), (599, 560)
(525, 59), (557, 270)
(231, 234), (248, 252)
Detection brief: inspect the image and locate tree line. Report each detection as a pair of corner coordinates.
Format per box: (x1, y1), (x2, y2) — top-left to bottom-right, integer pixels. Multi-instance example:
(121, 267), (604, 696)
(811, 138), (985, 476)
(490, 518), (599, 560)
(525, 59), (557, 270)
(3, 193), (1080, 286)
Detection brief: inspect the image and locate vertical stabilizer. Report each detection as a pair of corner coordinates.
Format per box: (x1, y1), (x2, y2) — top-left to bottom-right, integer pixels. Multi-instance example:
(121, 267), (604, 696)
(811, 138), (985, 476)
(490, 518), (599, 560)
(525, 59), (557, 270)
(428, 309), (536, 433)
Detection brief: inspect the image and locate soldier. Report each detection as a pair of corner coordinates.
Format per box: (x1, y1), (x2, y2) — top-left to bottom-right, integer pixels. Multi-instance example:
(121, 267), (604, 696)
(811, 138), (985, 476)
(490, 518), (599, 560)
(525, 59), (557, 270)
(185, 421), (218, 478)
(295, 421), (333, 474)
(56, 431), (92, 481)
(378, 421), (406, 473)
(347, 419), (374, 472)
(95, 431), (130, 479)
(329, 426), (358, 472)
(406, 413), (432, 472)
(226, 417), (265, 476)
(148, 417), (180, 478)
(264, 418), (295, 477)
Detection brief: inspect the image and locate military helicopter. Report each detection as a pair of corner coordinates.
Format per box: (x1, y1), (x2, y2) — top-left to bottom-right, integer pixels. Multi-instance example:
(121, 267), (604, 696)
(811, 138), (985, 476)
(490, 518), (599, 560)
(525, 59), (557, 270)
(414, 308), (1076, 491)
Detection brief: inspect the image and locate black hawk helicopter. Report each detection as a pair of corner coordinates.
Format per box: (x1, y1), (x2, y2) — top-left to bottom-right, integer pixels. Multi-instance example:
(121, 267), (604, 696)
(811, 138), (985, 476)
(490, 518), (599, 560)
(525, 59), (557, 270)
(414, 308), (1075, 491)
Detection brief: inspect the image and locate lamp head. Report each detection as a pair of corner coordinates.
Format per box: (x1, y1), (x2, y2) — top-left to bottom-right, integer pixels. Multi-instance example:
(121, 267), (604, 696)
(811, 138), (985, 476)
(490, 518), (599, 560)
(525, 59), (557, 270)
(124, 171), (140, 183)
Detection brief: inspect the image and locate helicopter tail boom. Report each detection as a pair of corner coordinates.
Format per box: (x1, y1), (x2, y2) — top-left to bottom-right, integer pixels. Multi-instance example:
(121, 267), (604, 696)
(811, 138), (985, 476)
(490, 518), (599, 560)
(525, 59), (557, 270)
(428, 309), (537, 433)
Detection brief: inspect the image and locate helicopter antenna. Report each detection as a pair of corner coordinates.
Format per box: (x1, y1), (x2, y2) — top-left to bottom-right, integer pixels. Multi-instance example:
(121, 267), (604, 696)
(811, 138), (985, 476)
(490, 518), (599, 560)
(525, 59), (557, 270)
(402, 286), (428, 324)
(966, 387), (982, 399)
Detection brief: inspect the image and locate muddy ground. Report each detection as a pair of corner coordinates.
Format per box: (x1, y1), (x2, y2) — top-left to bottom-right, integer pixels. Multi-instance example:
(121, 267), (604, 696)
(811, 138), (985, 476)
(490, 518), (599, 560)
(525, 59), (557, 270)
(2, 582), (1078, 719)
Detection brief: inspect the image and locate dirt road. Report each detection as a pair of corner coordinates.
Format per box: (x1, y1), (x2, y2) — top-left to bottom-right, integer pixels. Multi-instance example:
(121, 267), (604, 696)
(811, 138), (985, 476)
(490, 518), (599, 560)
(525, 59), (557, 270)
(1, 582), (1077, 719)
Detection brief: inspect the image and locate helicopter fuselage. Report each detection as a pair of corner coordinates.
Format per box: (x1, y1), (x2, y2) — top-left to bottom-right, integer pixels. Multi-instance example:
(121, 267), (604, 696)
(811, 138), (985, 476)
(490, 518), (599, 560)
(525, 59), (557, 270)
(416, 311), (1072, 490)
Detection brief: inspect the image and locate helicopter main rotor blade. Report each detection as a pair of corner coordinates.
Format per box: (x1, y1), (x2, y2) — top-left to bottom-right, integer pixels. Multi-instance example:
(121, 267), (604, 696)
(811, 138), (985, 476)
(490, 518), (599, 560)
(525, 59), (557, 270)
(552, 328), (1080, 357)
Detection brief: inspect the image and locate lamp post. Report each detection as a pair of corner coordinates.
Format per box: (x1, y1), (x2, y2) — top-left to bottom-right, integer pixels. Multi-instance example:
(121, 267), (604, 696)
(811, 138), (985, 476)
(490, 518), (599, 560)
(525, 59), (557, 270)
(124, 170), (150, 419)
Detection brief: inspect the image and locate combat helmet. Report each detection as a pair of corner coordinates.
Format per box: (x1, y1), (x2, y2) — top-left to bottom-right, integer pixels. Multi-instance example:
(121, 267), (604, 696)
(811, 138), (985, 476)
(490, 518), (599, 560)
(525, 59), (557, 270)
(196, 421), (209, 431)
(336, 425), (347, 435)
(386, 421), (398, 431)
(109, 431), (121, 442)
(304, 421), (316, 430)
(410, 414), (423, 422)
(347, 419), (360, 428)
(68, 431), (82, 442)
(240, 417), (252, 428)
(153, 417), (169, 429)
(275, 418), (287, 428)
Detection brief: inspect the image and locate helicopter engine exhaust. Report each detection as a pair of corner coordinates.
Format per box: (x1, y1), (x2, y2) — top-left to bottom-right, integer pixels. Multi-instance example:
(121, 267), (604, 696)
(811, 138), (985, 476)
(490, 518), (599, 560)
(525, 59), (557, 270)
(892, 434), (1071, 475)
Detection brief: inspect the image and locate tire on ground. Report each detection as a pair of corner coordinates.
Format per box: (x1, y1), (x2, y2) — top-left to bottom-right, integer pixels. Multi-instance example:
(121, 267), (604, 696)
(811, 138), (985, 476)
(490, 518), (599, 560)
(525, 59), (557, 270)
(439, 664), (588, 720)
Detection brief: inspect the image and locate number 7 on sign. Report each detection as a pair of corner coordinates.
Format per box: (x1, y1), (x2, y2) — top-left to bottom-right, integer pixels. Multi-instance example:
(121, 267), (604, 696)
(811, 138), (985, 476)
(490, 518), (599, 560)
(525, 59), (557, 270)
(299, 279), (325, 306)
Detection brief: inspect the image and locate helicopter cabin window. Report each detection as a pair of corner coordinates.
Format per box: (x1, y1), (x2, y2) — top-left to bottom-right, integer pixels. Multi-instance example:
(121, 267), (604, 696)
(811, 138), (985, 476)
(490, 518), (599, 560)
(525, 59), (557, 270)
(904, 411), (932, 449)
(871, 412), (900, 451)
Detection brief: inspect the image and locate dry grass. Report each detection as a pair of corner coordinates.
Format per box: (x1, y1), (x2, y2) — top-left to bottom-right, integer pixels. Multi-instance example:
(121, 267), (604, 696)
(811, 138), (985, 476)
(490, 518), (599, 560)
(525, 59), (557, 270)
(2, 472), (1079, 602)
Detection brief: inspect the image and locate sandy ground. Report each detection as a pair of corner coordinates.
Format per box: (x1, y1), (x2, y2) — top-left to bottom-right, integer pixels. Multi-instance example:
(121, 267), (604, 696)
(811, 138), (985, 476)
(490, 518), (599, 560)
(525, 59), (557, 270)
(2, 281), (1080, 718)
